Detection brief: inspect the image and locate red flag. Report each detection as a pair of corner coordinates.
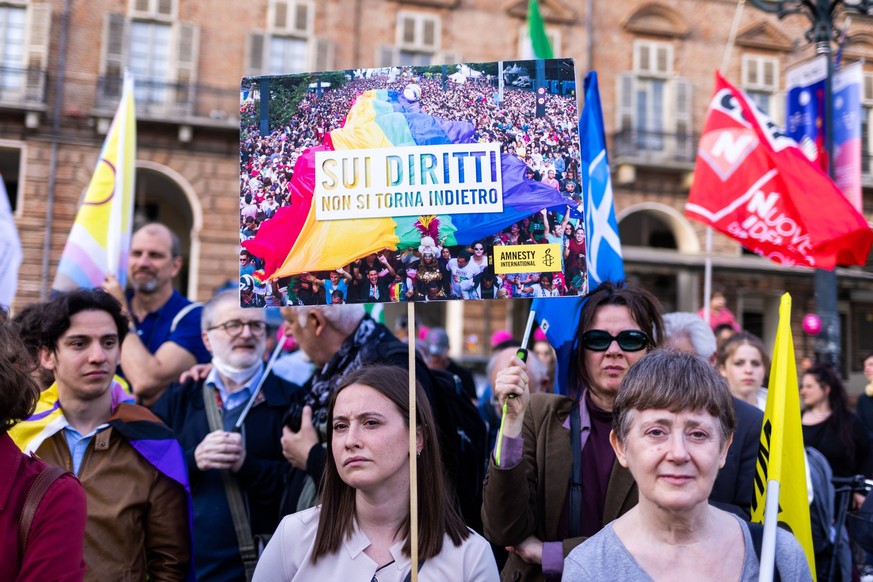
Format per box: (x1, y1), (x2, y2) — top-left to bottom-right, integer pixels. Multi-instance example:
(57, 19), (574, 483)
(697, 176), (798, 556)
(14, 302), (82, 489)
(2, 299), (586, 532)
(686, 72), (873, 269)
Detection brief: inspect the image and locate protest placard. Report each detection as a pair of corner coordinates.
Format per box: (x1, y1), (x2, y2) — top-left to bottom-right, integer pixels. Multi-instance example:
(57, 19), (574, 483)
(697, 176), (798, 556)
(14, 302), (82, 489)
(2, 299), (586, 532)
(239, 59), (585, 306)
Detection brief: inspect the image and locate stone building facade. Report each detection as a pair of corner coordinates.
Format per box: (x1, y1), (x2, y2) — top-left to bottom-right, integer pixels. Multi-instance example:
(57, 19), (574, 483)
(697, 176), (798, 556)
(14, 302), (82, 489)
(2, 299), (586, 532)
(5, 0), (873, 383)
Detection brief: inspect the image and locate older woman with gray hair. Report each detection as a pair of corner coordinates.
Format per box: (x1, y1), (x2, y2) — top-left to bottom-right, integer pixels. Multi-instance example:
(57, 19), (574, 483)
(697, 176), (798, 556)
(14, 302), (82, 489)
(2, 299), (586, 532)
(563, 349), (811, 581)
(662, 312), (763, 520)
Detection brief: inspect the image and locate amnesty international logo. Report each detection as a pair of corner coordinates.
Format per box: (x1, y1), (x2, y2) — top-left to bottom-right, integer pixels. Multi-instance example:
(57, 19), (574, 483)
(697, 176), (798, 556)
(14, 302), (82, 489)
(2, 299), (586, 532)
(493, 243), (563, 274)
(543, 248), (554, 268)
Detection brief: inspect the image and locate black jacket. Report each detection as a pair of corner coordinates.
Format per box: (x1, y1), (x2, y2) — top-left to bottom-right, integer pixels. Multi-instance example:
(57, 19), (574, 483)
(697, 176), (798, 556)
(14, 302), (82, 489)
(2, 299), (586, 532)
(709, 397), (763, 520)
(152, 372), (306, 582)
(352, 279), (391, 303)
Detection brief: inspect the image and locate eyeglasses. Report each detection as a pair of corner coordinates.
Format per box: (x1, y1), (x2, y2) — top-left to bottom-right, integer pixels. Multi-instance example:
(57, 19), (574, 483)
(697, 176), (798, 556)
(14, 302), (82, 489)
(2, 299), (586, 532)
(473, 246), (484, 251)
(581, 329), (648, 352)
(207, 320), (267, 337)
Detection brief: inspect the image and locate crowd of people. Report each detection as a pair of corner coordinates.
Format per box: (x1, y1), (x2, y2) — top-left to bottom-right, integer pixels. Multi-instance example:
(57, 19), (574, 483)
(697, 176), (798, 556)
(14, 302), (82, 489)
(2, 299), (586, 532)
(7, 221), (873, 581)
(238, 67), (586, 307)
(242, 215), (588, 308)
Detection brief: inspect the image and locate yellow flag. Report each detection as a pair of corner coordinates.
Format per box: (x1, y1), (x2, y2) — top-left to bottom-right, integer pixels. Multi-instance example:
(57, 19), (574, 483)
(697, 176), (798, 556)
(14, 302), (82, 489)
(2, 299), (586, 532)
(52, 74), (136, 292)
(751, 293), (816, 578)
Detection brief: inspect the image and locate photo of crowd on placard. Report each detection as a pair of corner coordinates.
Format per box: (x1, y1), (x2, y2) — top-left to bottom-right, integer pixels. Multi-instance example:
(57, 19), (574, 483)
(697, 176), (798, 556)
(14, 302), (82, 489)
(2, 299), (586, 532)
(238, 59), (587, 306)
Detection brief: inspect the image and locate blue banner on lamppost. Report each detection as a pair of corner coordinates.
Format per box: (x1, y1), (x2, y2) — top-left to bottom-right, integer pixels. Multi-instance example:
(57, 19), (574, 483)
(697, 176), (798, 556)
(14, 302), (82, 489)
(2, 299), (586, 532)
(786, 56), (863, 214)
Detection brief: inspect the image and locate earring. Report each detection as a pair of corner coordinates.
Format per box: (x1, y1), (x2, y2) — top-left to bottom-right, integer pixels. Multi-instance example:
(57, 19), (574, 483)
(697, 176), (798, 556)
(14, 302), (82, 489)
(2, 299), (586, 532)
(416, 449), (422, 457)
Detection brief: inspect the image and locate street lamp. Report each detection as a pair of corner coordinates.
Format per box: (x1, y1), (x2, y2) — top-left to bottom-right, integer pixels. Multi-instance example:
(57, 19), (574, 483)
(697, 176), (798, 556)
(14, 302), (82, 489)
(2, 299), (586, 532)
(748, 0), (873, 369)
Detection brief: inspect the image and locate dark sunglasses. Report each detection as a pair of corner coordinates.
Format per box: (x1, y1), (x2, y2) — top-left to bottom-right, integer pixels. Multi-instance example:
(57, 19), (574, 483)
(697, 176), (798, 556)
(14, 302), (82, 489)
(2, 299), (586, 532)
(581, 329), (648, 352)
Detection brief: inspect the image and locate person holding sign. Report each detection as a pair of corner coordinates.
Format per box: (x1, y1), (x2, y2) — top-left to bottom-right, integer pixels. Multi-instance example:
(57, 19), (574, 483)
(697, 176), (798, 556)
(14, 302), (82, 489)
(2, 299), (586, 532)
(482, 283), (662, 581)
(563, 350), (810, 580)
(254, 365), (498, 581)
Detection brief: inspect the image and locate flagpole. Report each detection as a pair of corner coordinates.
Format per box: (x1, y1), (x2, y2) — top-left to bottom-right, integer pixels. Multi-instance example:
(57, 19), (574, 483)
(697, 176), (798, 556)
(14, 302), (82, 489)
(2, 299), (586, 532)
(107, 72), (131, 280)
(721, 0), (745, 74)
(703, 229), (712, 325)
(705, 0), (744, 324)
(407, 301), (419, 582)
(759, 481), (780, 582)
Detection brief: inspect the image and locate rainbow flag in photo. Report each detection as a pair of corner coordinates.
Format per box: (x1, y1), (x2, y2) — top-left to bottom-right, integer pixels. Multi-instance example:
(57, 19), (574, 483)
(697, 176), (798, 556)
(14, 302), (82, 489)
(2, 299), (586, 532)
(243, 89), (573, 279)
(53, 74), (136, 292)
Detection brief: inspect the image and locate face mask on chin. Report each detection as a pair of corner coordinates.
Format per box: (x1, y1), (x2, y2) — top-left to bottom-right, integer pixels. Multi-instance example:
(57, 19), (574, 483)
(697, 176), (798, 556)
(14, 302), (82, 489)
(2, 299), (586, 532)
(211, 353), (262, 385)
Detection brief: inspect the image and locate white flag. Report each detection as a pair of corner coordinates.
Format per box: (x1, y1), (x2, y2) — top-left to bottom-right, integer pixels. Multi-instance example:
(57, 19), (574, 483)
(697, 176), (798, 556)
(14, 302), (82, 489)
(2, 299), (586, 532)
(0, 174), (22, 310)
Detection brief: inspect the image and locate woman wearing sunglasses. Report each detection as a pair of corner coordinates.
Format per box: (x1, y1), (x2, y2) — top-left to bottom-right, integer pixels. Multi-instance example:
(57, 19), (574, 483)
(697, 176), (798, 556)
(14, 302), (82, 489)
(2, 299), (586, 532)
(482, 282), (662, 581)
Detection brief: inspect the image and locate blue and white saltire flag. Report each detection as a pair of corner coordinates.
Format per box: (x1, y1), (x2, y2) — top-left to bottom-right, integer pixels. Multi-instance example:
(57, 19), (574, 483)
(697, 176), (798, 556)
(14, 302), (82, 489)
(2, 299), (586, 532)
(0, 173), (22, 311)
(532, 71), (624, 395)
(581, 71), (624, 287)
(533, 295), (582, 395)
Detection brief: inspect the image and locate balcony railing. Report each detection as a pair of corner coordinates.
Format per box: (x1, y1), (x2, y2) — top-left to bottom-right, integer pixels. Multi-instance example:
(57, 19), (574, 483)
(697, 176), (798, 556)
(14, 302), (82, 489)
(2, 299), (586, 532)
(612, 128), (698, 167)
(96, 75), (239, 127)
(0, 64), (47, 107)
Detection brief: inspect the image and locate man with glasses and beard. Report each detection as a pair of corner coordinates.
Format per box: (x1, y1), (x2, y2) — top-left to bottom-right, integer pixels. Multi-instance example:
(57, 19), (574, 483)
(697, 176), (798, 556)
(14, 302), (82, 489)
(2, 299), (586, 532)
(153, 290), (305, 582)
(103, 223), (210, 407)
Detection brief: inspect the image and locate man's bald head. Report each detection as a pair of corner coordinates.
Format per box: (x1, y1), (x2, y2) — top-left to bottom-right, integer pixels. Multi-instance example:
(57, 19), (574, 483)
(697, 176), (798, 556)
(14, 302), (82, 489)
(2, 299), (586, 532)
(280, 304), (365, 367)
(133, 223), (181, 258)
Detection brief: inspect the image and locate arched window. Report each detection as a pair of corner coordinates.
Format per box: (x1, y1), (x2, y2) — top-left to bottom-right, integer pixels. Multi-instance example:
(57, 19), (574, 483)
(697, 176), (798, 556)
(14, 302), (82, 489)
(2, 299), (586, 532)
(134, 163), (203, 299)
(619, 211), (677, 249)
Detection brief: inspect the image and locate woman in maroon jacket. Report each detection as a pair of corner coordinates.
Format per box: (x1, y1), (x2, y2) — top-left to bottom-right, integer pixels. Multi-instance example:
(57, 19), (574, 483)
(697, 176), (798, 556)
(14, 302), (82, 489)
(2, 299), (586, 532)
(0, 312), (87, 582)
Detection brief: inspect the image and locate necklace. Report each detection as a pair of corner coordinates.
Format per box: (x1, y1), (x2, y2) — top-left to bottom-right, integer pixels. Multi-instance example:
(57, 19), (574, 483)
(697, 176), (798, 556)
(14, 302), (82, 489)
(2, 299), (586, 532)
(805, 410), (830, 418)
(371, 559), (396, 582)
(803, 410), (831, 424)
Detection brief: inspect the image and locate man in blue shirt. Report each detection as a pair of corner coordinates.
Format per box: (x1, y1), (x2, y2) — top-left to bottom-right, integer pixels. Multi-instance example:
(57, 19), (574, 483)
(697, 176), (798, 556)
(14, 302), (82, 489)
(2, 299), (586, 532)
(307, 268), (352, 304)
(104, 223), (210, 407)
